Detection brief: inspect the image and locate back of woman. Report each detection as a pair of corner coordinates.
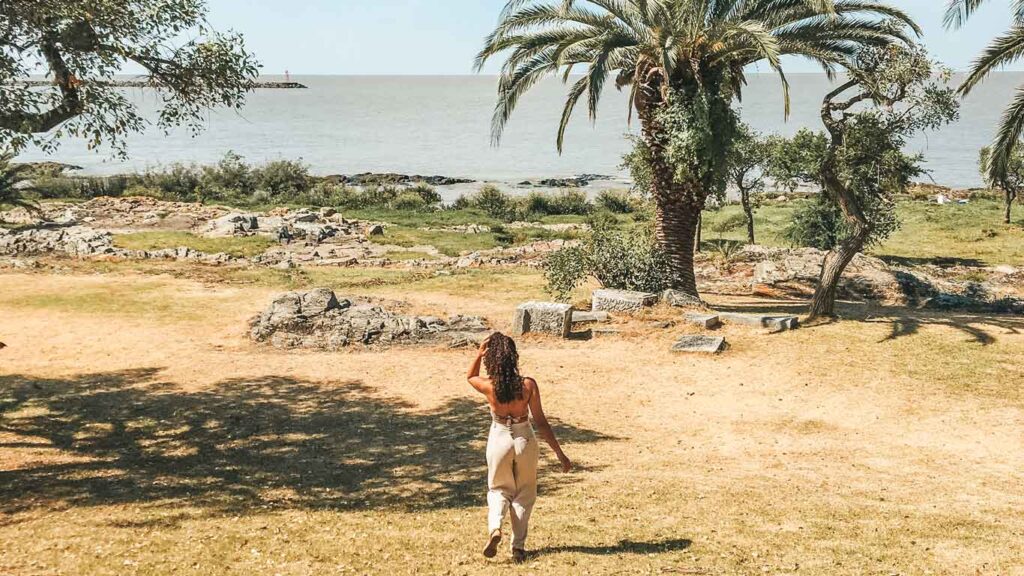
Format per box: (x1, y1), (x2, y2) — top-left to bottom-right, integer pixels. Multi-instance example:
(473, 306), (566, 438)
(467, 332), (571, 563)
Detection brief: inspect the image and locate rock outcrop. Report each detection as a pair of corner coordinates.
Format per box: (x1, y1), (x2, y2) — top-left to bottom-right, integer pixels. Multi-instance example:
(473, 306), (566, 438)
(249, 288), (490, 350)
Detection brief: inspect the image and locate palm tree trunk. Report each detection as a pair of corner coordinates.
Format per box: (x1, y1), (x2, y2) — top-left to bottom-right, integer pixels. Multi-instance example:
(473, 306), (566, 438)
(694, 212), (702, 253)
(740, 188), (756, 244)
(807, 224), (870, 319)
(654, 192), (700, 296)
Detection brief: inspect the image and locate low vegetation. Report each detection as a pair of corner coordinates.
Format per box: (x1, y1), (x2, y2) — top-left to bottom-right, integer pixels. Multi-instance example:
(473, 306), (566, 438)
(112, 232), (277, 258)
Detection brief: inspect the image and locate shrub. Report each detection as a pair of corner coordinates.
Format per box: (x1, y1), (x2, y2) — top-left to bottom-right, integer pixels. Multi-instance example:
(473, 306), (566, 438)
(544, 224), (672, 300)
(783, 196), (846, 250)
(391, 191), (429, 211)
(362, 185), (401, 207)
(547, 188), (592, 215)
(409, 182), (442, 205)
(522, 191), (553, 216)
(294, 181), (355, 207)
(471, 185), (519, 221)
(450, 194), (471, 210)
(596, 190), (637, 213)
(254, 158), (310, 198)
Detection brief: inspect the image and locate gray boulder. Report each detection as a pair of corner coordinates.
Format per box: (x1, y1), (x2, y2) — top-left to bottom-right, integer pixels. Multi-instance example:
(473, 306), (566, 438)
(662, 289), (704, 308)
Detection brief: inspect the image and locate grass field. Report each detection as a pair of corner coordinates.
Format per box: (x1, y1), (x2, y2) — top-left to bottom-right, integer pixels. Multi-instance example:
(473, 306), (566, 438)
(0, 264), (1022, 575)
(1, 194), (1022, 575)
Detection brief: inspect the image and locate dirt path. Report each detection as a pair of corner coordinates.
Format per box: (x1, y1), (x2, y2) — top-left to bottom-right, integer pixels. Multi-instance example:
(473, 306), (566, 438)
(1, 272), (1022, 575)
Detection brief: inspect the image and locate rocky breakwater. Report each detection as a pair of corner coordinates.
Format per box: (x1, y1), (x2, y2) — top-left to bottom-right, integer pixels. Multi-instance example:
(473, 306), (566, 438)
(249, 288), (491, 350)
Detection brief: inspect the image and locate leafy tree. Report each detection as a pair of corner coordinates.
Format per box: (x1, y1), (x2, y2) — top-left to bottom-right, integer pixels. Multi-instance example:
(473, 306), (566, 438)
(0, 0), (259, 157)
(476, 0), (917, 299)
(765, 129), (829, 194)
(807, 44), (958, 319)
(729, 124), (770, 244)
(945, 1), (1024, 189)
(979, 146), (1022, 224)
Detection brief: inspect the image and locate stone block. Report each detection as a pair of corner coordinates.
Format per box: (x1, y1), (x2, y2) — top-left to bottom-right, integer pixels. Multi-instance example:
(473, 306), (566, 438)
(718, 312), (800, 332)
(571, 310), (611, 324)
(683, 312), (721, 329)
(671, 335), (727, 354)
(591, 289), (658, 312)
(661, 289), (704, 308)
(513, 302), (573, 338)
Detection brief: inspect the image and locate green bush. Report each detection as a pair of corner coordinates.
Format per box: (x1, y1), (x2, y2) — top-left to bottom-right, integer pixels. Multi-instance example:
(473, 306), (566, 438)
(595, 190), (637, 213)
(253, 159), (310, 197)
(546, 188), (592, 215)
(470, 185), (519, 221)
(450, 194), (471, 210)
(392, 191), (429, 211)
(409, 182), (442, 205)
(544, 224), (672, 300)
(522, 191), (553, 216)
(783, 197), (846, 250)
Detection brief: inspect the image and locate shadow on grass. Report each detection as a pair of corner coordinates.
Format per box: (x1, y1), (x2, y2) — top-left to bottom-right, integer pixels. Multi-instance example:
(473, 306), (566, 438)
(709, 300), (1024, 345)
(0, 368), (611, 520)
(535, 537), (692, 557)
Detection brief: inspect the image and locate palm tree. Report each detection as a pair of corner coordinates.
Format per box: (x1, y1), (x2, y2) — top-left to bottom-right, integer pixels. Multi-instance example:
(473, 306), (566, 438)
(946, 1), (1024, 198)
(477, 0), (917, 297)
(0, 151), (37, 212)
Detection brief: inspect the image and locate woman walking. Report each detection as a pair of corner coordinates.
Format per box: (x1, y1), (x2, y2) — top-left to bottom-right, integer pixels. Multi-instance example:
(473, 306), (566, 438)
(467, 333), (571, 563)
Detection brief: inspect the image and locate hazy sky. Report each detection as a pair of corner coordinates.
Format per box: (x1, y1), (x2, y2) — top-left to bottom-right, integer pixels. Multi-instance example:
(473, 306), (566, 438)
(201, 0), (1022, 75)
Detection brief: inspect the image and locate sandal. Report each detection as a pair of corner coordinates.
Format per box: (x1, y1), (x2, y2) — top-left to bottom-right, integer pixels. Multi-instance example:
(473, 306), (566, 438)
(512, 548), (527, 564)
(483, 529), (501, 558)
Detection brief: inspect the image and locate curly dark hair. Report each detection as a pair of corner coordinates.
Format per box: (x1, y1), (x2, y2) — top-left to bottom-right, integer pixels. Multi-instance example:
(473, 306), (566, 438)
(483, 332), (523, 404)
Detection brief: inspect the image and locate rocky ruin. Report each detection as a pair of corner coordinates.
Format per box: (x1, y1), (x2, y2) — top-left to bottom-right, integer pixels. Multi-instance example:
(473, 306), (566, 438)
(249, 288), (490, 350)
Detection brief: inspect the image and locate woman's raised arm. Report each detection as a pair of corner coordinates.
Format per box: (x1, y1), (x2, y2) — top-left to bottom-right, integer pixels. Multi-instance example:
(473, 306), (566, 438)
(466, 336), (491, 395)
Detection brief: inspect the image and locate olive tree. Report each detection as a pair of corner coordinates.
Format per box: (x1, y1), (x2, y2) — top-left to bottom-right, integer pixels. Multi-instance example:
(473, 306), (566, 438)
(728, 124), (770, 245)
(979, 146), (1023, 224)
(0, 0), (259, 157)
(808, 44), (958, 319)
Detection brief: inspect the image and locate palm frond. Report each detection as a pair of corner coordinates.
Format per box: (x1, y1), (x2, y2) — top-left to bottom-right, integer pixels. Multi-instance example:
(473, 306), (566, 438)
(959, 26), (1024, 96)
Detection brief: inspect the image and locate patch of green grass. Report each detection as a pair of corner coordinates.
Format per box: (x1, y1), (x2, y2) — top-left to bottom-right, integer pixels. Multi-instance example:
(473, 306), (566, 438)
(343, 207), (500, 228)
(368, 226), (500, 257)
(872, 199), (1024, 266)
(112, 232), (276, 258)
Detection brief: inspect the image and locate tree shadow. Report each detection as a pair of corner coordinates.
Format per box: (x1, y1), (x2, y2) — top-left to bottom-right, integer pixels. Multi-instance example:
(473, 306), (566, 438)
(0, 368), (612, 522)
(878, 255), (989, 268)
(708, 299), (1023, 346)
(534, 537), (692, 557)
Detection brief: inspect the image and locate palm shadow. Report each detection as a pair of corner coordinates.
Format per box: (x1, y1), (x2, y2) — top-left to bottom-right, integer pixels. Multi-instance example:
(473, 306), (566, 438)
(534, 537), (693, 557)
(0, 368), (612, 522)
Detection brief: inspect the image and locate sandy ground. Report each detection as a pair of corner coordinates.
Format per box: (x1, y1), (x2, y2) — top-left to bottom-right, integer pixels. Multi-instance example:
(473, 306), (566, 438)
(1, 270), (1023, 575)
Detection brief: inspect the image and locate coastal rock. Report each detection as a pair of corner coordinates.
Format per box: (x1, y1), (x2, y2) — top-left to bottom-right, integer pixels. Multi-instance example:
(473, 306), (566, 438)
(205, 212), (259, 237)
(249, 289), (490, 350)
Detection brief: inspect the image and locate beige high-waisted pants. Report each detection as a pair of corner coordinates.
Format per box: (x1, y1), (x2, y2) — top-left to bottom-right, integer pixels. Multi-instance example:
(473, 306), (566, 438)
(486, 420), (539, 549)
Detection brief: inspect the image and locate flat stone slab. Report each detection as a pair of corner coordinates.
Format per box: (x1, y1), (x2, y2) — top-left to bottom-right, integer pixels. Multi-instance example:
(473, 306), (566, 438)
(672, 335), (727, 354)
(718, 312), (800, 332)
(513, 301), (573, 338)
(662, 289), (704, 308)
(592, 289), (658, 313)
(683, 312), (721, 329)
(571, 310), (611, 324)
(590, 327), (621, 338)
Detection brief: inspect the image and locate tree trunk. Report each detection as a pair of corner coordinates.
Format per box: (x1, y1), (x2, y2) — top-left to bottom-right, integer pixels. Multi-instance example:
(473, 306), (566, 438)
(807, 225), (870, 320)
(654, 193), (701, 296)
(694, 212), (702, 253)
(1006, 189), (1017, 225)
(740, 188), (756, 244)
